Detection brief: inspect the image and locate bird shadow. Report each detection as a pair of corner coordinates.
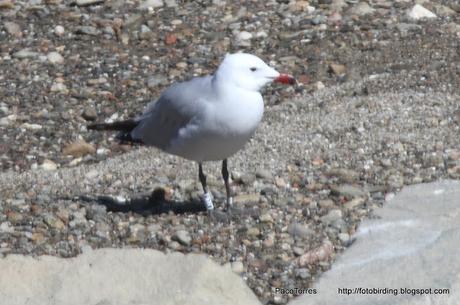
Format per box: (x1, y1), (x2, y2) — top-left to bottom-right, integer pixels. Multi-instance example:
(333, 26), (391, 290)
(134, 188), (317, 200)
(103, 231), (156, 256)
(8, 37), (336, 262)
(79, 188), (206, 216)
(78, 188), (260, 220)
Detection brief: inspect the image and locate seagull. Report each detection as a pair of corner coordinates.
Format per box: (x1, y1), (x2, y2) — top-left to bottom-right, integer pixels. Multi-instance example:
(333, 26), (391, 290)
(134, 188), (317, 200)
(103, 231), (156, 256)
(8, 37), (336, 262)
(88, 53), (295, 214)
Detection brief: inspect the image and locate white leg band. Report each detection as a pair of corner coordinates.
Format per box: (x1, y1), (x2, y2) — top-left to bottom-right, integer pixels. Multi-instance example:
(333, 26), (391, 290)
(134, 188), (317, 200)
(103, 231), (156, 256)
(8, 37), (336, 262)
(203, 192), (214, 210)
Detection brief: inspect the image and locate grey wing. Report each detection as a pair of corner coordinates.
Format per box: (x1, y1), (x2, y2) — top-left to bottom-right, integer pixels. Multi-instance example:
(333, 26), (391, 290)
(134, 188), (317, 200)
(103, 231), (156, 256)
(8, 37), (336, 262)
(130, 76), (213, 150)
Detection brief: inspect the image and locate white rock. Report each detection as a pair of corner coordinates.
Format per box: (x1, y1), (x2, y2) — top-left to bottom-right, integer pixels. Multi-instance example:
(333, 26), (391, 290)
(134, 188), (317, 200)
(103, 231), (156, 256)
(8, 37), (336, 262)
(0, 249), (262, 305)
(407, 4), (437, 20)
(40, 159), (58, 171)
(50, 82), (68, 93)
(0, 114), (17, 126)
(0, 222), (14, 233)
(139, 0), (163, 9)
(47, 52), (64, 64)
(54, 25), (65, 36)
(234, 31), (253, 47)
(20, 123), (42, 130)
(348, 2), (375, 16)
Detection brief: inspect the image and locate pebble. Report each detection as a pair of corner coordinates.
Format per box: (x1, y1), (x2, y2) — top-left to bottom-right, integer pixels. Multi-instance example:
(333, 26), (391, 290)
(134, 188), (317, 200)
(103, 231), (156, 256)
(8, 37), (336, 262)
(295, 268), (310, 279)
(288, 223), (313, 239)
(329, 63), (347, 76)
(13, 49), (40, 59)
(4, 21), (21, 37)
(234, 31), (253, 47)
(173, 230), (192, 246)
(407, 4), (437, 20)
(259, 213), (273, 223)
(247, 227), (260, 238)
(338, 233), (350, 243)
(330, 184), (366, 199)
(348, 2), (375, 16)
(62, 140), (96, 157)
(50, 82), (69, 94)
(40, 159), (58, 171)
(139, 0), (163, 9)
(47, 52), (64, 64)
(82, 106), (97, 121)
(54, 25), (65, 36)
(21, 123), (42, 130)
(255, 169), (273, 180)
(321, 209), (343, 225)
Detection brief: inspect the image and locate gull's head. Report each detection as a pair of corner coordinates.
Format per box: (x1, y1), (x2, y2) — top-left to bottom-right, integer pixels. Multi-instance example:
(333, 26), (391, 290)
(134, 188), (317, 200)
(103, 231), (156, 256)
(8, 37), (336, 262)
(215, 53), (295, 92)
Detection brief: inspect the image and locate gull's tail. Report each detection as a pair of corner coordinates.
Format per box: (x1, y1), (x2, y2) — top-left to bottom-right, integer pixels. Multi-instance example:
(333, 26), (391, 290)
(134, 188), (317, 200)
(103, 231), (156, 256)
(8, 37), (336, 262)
(88, 119), (143, 143)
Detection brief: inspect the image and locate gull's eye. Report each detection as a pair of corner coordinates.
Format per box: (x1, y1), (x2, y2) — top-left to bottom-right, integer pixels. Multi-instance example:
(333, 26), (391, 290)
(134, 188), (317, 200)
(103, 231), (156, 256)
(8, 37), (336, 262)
(250, 67), (257, 72)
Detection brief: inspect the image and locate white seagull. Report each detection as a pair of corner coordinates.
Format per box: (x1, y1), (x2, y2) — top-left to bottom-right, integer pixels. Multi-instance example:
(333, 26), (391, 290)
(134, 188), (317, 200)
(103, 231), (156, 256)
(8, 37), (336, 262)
(89, 53), (295, 214)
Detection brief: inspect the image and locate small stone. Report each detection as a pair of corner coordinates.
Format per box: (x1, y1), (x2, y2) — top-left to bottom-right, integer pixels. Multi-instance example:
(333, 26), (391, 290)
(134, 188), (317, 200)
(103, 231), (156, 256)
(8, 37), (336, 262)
(293, 246), (305, 256)
(259, 213), (273, 223)
(348, 2), (375, 16)
(329, 63), (346, 76)
(50, 82), (68, 94)
(238, 173), (256, 185)
(82, 106), (97, 121)
(54, 25), (65, 36)
(43, 214), (65, 230)
(407, 4), (437, 20)
(255, 169), (273, 180)
(338, 233), (350, 243)
(47, 52), (64, 64)
(298, 240), (334, 266)
(165, 33), (177, 45)
(234, 31), (253, 47)
(295, 268), (310, 279)
(275, 177), (286, 188)
(13, 48), (40, 59)
(20, 123), (42, 130)
(0, 0), (14, 9)
(147, 75), (168, 88)
(321, 209), (343, 225)
(0, 222), (14, 233)
(4, 21), (21, 37)
(0, 114), (16, 126)
(288, 223), (313, 239)
(330, 184), (367, 199)
(318, 199), (334, 209)
(231, 261), (244, 274)
(315, 81), (325, 90)
(233, 193), (260, 204)
(172, 230), (191, 246)
(139, 0), (163, 9)
(75, 26), (100, 36)
(247, 227), (260, 238)
(40, 159), (57, 171)
(343, 197), (365, 210)
(62, 140), (96, 157)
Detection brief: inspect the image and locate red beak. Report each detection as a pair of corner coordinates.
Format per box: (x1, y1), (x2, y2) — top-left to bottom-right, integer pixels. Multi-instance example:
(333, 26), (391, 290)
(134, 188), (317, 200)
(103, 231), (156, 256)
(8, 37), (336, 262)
(274, 74), (296, 85)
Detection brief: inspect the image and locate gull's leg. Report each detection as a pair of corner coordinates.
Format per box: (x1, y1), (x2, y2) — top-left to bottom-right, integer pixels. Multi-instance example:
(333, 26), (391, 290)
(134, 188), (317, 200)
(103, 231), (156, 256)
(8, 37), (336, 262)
(198, 162), (214, 212)
(221, 159), (233, 211)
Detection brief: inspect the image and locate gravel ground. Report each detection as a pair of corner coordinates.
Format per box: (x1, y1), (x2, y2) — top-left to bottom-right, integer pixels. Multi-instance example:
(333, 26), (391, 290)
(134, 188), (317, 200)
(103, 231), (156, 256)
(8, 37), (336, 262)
(1, 0), (459, 304)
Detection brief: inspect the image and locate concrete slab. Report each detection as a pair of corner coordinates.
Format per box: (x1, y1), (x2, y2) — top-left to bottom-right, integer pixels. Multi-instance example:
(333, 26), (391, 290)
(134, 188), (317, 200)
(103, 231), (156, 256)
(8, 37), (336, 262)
(0, 248), (262, 305)
(289, 180), (460, 305)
